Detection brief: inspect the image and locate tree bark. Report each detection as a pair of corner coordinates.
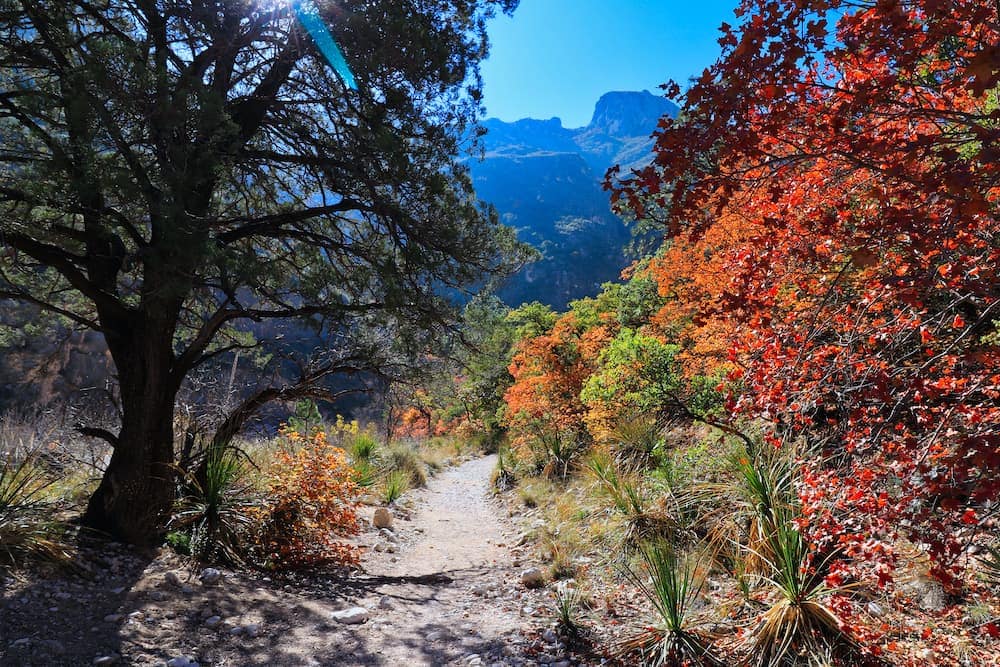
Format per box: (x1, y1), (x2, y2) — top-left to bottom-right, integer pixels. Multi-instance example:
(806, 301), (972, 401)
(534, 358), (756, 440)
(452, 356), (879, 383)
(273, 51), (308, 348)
(82, 322), (179, 546)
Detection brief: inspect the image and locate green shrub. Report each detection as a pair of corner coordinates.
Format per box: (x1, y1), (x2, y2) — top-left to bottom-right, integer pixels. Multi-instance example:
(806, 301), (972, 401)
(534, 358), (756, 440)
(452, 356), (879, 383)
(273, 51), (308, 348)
(286, 400), (323, 436)
(165, 530), (192, 555)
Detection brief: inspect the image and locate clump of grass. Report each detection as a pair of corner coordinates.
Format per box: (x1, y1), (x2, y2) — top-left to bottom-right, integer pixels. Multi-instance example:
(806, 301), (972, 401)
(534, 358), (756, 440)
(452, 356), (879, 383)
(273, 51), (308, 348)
(171, 446), (258, 564)
(382, 442), (428, 488)
(618, 541), (723, 666)
(540, 524), (584, 581)
(518, 478), (554, 508)
(0, 452), (72, 570)
(553, 581), (585, 637)
(744, 509), (859, 666)
(164, 530), (192, 555)
(587, 450), (677, 551)
(416, 445), (445, 472)
(381, 469), (410, 504)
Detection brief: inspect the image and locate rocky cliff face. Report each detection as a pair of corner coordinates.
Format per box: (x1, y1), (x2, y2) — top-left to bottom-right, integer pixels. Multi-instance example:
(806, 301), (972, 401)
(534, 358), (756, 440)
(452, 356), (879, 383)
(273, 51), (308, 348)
(471, 91), (678, 309)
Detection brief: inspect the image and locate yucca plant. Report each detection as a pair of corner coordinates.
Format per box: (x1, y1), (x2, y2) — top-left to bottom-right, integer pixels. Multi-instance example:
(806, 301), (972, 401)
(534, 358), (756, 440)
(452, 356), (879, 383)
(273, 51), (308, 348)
(347, 431), (380, 488)
(349, 431), (379, 462)
(381, 469), (409, 504)
(587, 450), (677, 552)
(528, 422), (584, 480)
(618, 541), (724, 666)
(352, 457), (377, 488)
(733, 447), (795, 570)
(171, 446), (258, 564)
(491, 444), (517, 491)
(609, 414), (663, 467)
(744, 509), (859, 666)
(553, 581), (584, 637)
(0, 452), (72, 570)
(687, 444), (796, 577)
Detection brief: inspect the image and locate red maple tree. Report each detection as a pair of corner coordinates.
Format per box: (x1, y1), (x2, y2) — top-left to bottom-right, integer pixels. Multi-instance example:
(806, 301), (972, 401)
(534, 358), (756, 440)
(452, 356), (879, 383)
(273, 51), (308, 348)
(614, 0), (999, 588)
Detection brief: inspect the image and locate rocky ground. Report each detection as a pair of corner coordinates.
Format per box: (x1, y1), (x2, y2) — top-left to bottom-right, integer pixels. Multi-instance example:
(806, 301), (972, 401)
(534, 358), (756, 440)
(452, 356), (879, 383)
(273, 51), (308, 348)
(1, 456), (609, 667)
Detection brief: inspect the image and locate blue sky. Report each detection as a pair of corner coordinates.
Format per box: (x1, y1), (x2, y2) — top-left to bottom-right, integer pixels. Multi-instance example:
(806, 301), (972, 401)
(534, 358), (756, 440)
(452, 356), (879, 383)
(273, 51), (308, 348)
(481, 0), (738, 128)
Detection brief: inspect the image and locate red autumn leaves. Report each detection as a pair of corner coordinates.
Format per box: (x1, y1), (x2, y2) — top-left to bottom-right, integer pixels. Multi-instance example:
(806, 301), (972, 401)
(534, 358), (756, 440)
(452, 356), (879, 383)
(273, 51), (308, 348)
(607, 0), (999, 588)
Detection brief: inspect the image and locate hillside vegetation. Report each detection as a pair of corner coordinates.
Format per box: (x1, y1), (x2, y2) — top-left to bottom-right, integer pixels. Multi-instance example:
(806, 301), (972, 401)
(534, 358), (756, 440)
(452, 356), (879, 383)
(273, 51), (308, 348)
(397, 0), (1000, 663)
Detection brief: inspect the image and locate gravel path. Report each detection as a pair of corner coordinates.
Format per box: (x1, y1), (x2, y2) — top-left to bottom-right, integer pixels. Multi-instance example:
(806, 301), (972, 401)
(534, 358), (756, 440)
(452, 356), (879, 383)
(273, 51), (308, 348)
(339, 454), (528, 665)
(2, 455), (555, 667)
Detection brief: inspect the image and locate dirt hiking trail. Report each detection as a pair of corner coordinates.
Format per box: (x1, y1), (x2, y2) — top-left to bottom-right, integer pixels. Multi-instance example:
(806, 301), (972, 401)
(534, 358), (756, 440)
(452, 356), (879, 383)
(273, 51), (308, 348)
(2, 455), (573, 667)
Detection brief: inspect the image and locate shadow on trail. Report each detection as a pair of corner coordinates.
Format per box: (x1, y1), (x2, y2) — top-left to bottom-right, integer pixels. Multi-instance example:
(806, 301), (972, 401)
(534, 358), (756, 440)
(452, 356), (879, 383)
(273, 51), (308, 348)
(1, 531), (156, 667)
(223, 565), (519, 666)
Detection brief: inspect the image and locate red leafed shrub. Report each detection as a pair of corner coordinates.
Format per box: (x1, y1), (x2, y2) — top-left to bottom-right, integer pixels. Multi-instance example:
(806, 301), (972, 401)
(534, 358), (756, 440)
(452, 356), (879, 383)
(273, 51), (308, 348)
(251, 429), (360, 569)
(612, 0), (1000, 590)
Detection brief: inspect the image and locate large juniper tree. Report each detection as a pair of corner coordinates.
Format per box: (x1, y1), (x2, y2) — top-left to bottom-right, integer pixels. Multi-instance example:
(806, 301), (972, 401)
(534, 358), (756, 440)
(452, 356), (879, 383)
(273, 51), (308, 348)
(0, 0), (520, 544)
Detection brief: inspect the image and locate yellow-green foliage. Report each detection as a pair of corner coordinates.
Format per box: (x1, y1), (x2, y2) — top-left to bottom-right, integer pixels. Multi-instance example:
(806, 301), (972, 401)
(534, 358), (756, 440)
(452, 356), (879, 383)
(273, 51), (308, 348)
(381, 469), (410, 504)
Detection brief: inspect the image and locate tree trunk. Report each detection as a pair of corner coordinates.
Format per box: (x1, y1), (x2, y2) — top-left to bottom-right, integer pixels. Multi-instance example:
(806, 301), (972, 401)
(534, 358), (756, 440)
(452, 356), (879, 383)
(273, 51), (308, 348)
(82, 327), (179, 546)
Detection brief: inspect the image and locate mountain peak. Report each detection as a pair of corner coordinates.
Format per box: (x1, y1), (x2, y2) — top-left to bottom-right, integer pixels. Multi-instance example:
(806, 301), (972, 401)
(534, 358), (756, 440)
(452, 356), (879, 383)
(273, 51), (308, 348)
(586, 90), (678, 137)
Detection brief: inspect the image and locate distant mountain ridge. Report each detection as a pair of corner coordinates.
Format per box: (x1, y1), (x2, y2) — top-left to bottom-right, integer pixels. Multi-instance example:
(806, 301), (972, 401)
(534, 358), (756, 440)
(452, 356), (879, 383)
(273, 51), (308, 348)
(471, 91), (678, 308)
(481, 90), (678, 173)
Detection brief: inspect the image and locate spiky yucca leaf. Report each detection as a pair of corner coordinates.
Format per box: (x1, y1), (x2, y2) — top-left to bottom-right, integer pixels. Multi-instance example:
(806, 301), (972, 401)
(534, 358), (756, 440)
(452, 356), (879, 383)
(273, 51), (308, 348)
(553, 582), (584, 637)
(492, 444), (517, 491)
(744, 511), (861, 666)
(381, 469), (409, 504)
(684, 444), (797, 578)
(0, 453), (72, 570)
(349, 431), (379, 462)
(172, 446), (258, 564)
(618, 541), (724, 666)
(609, 414), (663, 467)
(587, 451), (678, 552)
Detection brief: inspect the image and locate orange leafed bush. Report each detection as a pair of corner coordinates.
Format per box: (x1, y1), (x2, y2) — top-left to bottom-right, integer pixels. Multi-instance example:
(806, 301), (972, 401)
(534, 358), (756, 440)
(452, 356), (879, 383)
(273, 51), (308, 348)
(252, 429), (361, 569)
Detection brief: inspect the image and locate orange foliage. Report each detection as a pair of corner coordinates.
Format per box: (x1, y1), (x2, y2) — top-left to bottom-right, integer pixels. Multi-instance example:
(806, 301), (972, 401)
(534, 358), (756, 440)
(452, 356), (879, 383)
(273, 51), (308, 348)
(395, 406), (432, 439)
(504, 311), (614, 454)
(252, 429), (360, 569)
(645, 208), (757, 378)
